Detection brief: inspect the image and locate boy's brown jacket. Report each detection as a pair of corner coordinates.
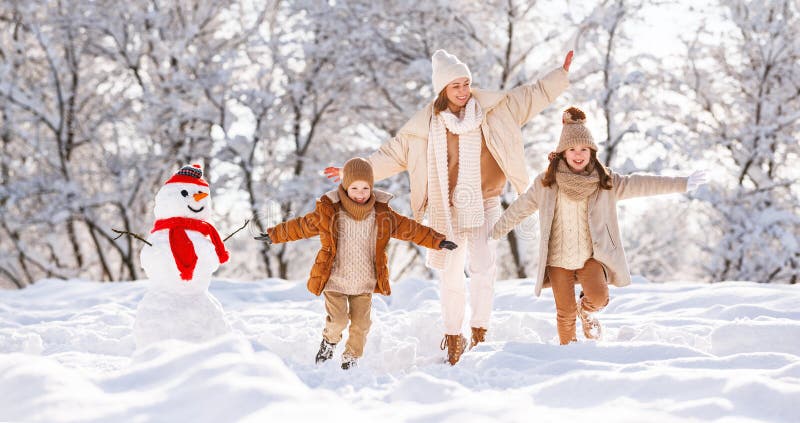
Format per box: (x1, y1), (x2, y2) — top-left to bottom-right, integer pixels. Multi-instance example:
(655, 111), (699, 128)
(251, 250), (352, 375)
(267, 189), (445, 296)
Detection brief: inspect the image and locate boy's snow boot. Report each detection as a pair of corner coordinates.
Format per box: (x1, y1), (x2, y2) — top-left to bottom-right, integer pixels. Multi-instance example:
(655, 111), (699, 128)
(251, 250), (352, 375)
(470, 327), (487, 349)
(440, 334), (468, 365)
(341, 355), (358, 370)
(315, 339), (337, 364)
(577, 299), (602, 340)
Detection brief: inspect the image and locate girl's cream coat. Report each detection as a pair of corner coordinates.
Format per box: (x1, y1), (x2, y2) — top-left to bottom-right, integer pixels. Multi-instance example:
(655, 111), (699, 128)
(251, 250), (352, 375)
(367, 67), (570, 223)
(492, 172), (688, 296)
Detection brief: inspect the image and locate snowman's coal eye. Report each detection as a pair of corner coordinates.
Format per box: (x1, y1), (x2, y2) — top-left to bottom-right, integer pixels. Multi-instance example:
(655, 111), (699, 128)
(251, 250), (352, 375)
(181, 190), (189, 197)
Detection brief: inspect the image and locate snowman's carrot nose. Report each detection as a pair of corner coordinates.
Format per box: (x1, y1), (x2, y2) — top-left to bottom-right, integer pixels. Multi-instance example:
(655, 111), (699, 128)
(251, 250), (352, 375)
(193, 192), (208, 202)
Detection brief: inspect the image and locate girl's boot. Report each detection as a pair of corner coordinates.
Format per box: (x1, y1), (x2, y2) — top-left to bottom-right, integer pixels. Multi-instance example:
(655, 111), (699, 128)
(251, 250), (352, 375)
(578, 301), (602, 340)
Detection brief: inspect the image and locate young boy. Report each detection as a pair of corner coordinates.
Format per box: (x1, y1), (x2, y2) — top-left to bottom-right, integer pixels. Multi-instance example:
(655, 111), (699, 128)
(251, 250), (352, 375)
(256, 158), (457, 369)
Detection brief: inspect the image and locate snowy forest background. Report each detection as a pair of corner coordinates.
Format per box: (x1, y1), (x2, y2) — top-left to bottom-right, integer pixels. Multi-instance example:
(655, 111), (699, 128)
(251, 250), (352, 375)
(0, 0), (798, 289)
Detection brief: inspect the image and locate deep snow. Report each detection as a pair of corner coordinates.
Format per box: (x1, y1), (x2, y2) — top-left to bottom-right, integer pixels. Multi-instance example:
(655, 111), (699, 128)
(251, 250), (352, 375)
(1, 277), (799, 422)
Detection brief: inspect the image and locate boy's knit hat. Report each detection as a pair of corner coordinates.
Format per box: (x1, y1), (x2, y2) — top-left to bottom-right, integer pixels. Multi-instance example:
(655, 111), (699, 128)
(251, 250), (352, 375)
(342, 157), (374, 189)
(431, 49), (471, 94)
(556, 107), (598, 153)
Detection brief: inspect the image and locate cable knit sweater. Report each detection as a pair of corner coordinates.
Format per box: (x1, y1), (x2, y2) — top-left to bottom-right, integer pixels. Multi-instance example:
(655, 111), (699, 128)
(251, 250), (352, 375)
(547, 189), (593, 269)
(325, 209), (378, 295)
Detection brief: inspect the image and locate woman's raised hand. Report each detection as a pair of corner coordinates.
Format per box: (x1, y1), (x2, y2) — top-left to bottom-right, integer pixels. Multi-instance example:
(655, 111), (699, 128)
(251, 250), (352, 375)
(323, 166), (341, 183)
(563, 50), (574, 72)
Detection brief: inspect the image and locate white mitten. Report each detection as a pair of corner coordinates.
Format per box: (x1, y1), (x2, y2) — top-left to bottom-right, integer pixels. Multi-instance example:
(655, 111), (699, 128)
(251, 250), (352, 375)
(687, 170), (708, 192)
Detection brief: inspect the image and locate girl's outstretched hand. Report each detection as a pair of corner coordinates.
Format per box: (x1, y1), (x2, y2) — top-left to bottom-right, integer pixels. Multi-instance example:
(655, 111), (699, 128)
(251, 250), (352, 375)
(563, 50), (574, 72)
(254, 232), (273, 244)
(323, 166), (341, 182)
(687, 170), (708, 192)
(439, 240), (458, 250)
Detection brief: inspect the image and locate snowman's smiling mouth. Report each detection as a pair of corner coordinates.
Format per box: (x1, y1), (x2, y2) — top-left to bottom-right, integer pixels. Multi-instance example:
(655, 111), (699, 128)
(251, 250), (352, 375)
(188, 205), (204, 213)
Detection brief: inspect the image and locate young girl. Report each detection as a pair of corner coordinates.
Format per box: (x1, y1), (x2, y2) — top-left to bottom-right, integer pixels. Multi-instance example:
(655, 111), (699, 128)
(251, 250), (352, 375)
(256, 158), (457, 368)
(491, 107), (707, 344)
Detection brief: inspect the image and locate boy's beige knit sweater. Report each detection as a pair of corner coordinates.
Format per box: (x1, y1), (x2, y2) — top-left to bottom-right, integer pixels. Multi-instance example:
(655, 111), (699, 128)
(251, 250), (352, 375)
(547, 189), (593, 269)
(325, 209), (378, 295)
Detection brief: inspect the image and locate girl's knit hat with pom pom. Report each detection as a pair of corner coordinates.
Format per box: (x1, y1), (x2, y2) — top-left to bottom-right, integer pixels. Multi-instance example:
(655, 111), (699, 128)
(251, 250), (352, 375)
(556, 107), (598, 153)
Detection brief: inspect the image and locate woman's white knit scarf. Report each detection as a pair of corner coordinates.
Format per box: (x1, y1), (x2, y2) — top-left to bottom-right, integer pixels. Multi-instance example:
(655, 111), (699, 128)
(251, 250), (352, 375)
(426, 97), (484, 269)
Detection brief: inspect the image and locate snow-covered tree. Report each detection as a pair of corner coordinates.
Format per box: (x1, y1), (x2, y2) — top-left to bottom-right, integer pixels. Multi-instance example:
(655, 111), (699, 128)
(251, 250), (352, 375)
(2, 1), (796, 289)
(553, 0), (714, 283)
(485, 0), (687, 280)
(680, 0), (800, 283)
(0, 0), (266, 286)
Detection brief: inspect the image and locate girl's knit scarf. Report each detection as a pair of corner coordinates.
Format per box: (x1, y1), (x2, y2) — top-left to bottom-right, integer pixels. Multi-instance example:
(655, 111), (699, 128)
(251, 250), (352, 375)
(151, 217), (230, 281)
(554, 160), (600, 201)
(427, 97), (484, 269)
(337, 184), (376, 220)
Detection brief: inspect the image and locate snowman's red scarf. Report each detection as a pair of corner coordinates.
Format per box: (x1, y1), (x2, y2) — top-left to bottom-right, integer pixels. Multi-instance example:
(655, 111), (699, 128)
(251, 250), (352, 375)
(151, 217), (230, 281)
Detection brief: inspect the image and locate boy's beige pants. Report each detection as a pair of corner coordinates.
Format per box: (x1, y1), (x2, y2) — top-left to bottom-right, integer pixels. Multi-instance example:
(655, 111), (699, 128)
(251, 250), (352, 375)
(322, 291), (372, 358)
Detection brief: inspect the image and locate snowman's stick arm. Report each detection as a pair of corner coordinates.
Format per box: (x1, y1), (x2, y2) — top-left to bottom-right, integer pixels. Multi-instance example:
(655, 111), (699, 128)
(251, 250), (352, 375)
(223, 219), (250, 242)
(112, 229), (153, 246)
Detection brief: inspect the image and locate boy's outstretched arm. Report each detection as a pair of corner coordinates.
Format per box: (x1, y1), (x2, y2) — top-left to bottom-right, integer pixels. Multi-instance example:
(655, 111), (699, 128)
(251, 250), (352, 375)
(258, 203), (322, 244)
(387, 209), (449, 250)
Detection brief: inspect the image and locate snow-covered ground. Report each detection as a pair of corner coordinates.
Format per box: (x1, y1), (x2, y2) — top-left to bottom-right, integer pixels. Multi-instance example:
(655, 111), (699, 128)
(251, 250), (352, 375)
(1, 277), (799, 422)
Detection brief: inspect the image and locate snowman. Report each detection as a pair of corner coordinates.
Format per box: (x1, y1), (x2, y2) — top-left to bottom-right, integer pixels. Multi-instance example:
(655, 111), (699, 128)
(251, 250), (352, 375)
(134, 164), (232, 348)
